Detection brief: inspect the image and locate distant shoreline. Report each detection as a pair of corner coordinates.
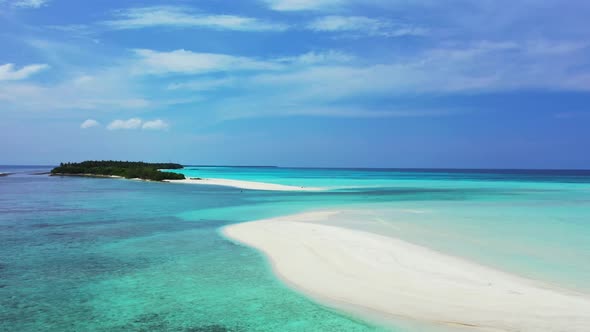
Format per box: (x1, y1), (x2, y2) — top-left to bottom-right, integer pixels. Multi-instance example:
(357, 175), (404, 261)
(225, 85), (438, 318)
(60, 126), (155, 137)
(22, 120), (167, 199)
(50, 173), (325, 191)
(184, 165), (279, 168)
(51, 161), (185, 182)
(166, 178), (326, 191)
(51, 173), (175, 183)
(51, 173), (123, 179)
(181, 165), (590, 173)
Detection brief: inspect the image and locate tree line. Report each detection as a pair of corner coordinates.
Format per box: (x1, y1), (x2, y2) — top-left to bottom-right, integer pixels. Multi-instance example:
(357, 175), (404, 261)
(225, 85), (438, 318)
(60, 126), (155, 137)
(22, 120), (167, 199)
(51, 161), (186, 181)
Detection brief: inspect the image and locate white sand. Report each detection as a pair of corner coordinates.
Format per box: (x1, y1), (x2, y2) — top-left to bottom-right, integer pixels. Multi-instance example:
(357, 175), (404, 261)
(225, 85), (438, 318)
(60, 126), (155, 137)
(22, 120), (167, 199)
(223, 210), (590, 332)
(166, 178), (324, 191)
(52, 173), (122, 179)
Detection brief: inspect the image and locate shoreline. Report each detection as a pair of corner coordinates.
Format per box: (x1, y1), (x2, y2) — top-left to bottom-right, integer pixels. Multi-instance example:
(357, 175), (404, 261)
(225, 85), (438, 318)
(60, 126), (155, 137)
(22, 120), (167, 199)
(51, 173), (325, 191)
(166, 177), (325, 191)
(222, 210), (590, 331)
(51, 173), (124, 179)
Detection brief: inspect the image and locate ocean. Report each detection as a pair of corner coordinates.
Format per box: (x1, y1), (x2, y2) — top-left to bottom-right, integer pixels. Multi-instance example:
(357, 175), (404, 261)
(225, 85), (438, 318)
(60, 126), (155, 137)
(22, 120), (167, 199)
(1, 165), (589, 331)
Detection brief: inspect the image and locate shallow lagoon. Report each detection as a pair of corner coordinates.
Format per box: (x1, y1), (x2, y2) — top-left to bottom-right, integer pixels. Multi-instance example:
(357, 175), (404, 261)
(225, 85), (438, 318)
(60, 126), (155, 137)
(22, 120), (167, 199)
(1, 166), (589, 331)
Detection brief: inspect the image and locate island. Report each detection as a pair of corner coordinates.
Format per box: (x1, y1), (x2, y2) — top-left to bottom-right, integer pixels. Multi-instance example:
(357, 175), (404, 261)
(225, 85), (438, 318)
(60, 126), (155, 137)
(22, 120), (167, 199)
(51, 161), (186, 181)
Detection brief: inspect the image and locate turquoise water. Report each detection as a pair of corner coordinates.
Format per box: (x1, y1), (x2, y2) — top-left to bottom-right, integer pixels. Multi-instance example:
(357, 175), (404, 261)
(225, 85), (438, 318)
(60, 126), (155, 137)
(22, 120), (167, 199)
(1, 166), (590, 331)
(172, 167), (590, 292)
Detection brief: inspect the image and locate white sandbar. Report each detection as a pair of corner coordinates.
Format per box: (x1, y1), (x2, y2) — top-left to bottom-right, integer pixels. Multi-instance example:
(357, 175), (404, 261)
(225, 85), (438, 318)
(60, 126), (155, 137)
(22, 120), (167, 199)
(223, 210), (590, 331)
(166, 178), (324, 191)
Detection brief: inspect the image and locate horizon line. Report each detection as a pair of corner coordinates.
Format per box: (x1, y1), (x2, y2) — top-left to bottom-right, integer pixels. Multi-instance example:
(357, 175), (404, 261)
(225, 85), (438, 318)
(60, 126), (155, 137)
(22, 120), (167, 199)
(2, 164), (590, 172)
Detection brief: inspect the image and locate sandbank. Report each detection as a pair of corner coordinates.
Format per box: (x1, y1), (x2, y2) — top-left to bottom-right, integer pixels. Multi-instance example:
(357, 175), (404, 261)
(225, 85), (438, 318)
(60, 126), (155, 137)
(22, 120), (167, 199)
(223, 210), (590, 331)
(166, 178), (325, 191)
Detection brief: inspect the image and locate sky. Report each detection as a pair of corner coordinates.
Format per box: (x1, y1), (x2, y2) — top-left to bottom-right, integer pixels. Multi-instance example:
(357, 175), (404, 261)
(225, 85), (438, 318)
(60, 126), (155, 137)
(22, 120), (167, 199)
(1, 0), (589, 168)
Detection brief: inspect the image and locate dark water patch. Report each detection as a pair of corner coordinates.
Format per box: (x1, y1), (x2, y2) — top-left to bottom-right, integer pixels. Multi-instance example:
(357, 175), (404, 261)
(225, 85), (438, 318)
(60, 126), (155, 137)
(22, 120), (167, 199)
(129, 313), (169, 331)
(47, 232), (70, 237)
(25, 216), (156, 230)
(116, 312), (243, 332)
(255, 187), (524, 202)
(1, 207), (95, 215)
(186, 325), (241, 332)
(112, 312), (243, 332)
(10, 215), (205, 241)
(181, 219), (235, 229)
(8, 253), (153, 284)
(0, 289), (96, 332)
(358, 187), (557, 201)
(29, 223), (54, 229)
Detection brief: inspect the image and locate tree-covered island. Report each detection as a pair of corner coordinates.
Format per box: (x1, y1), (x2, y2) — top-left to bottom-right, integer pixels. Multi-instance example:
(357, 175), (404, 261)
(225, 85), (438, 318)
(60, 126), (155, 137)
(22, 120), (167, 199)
(51, 161), (186, 181)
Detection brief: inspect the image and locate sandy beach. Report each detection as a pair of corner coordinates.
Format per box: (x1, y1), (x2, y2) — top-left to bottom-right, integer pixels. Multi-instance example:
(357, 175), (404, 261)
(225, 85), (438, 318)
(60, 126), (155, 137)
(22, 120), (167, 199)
(223, 210), (590, 331)
(51, 173), (123, 179)
(167, 177), (325, 191)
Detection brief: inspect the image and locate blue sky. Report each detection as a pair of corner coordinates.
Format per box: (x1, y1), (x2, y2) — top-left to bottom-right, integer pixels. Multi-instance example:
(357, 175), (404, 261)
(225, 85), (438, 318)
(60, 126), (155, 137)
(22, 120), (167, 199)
(1, 0), (589, 168)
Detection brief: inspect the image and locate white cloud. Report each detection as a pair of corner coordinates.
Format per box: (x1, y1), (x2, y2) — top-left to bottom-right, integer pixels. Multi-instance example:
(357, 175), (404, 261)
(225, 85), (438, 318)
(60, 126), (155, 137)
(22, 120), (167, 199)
(104, 6), (287, 31)
(80, 119), (100, 129)
(263, 0), (345, 11)
(246, 40), (590, 97)
(309, 16), (381, 31)
(0, 70), (152, 112)
(142, 119), (169, 130)
(107, 118), (142, 130)
(308, 16), (427, 37)
(134, 49), (355, 75)
(180, 39), (590, 120)
(0, 38), (158, 113)
(167, 77), (234, 91)
(277, 51), (354, 65)
(13, 0), (48, 8)
(134, 49), (282, 75)
(524, 40), (588, 55)
(0, 63), (49, 81)
(129, 39), (590, 121)
(104, 118), (170, 131)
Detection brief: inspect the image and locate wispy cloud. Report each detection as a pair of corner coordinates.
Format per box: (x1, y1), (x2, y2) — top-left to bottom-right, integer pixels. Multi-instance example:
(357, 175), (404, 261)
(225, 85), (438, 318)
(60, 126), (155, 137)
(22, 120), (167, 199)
(133, 49), (282, 75)
(276, 50), (354, 65)
(308, 16), (427, 37)
(0, 75), (151, 111)
(247, 40), (590, 96)
(133, 49), (351, 75)
(12, 0), (49, 8)
(104, 6), (288, 32)
(160, 39), (589, 120)
(106, 118), (170, 131)
(262, 0), (345, 11)
(167, 78), (235, 91)
(74, 36), (588, 122)
(142, 119), (169, 130)
(80, 119), (100, 129)
(216, 102), (457, 120)
(107, 118), (142, 130)
(0, 63), (49, 81)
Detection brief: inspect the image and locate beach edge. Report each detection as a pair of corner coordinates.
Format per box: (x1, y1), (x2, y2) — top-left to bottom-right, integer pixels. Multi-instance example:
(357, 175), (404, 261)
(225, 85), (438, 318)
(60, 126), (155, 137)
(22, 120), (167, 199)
(221, 210), (590, 332)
